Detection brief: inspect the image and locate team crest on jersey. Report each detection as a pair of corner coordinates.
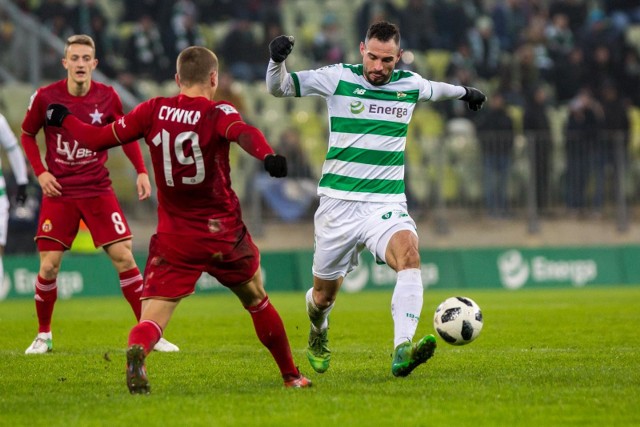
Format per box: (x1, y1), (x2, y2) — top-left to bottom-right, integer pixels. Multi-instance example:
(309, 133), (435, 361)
(208, 219), (221, 233)
(396, 92), (407, 99)
(350, 101), (365, 114)
(89, 108), (104, 124)
(42, 219), (52, 233)
(216, 104), (238, 115)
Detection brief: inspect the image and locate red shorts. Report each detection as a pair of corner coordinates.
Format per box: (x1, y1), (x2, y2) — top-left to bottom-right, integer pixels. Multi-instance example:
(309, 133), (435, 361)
(36, 193), (132, 249)
(142, 227), (260, 299)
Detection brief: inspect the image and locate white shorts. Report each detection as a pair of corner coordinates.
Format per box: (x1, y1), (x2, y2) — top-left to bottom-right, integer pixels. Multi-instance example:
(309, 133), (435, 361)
(0, 195), (9, 246)
(312, 197), (417, 281)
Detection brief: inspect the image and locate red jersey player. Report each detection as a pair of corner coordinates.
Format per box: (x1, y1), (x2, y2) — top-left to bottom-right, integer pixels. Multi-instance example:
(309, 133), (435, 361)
(21, 34), (178, 354)
(46, 46), (312, 392)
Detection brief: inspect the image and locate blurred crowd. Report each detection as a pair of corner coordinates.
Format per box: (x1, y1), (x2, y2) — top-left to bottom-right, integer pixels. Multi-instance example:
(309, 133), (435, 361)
(0, 0), (637, 106)
(1, 0), (640, 221)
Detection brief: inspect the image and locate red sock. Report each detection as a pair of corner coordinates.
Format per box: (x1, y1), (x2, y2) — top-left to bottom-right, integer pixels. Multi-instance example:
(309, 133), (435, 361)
(34, 275), (57, 333)
(119, 268), (143, 321)
(128, 320), (162, 354)
(246, 296), (299, 379)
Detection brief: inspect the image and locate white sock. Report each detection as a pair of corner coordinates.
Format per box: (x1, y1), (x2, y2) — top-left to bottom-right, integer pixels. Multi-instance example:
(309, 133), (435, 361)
(391, 268), (424, 348)
(306, 287), (333, 331)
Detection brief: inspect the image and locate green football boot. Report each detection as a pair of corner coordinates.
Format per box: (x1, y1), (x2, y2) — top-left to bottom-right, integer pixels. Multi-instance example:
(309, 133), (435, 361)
(391, 334), (437, 377)
(306, 326), (331, 373)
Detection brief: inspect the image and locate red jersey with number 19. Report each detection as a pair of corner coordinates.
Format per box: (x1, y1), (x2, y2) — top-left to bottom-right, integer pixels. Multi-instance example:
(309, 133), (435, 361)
(113, 94), (245, 236)
(21, 80), (122, 197)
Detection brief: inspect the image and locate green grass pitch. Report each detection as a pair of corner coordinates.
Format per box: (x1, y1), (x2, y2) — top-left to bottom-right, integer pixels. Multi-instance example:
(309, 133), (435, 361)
(0, 287), (638, 426)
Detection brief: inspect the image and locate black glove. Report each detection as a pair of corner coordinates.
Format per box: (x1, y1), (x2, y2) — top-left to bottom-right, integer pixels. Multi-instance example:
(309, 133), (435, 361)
(16, 184), (27, 206)
(460, 86), (487, 111)
(46, 103), (70, 127)
(269, 35), (295, 63)
(264, 154), (287, 178)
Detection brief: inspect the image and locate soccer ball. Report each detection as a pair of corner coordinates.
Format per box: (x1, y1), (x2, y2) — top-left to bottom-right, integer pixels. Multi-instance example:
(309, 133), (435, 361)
(433, 296), (483, 345)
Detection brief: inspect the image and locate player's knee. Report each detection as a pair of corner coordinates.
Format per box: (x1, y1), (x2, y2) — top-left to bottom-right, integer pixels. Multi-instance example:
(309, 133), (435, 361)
(39, 260), (60, 279)
(396, 247), (420, 271)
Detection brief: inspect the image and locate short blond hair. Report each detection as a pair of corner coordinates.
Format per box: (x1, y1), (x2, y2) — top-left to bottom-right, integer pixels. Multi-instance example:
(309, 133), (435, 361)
(176, 46), (218, 86)
(64, 34), (96, 56)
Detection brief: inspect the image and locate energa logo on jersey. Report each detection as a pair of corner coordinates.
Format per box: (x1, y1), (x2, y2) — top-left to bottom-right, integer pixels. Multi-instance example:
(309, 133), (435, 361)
(497, 249), (598, 289)
(350, 100), (365, 114)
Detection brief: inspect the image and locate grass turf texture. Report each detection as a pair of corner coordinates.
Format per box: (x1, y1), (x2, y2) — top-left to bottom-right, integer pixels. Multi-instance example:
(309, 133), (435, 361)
(0, 287), (638, 426)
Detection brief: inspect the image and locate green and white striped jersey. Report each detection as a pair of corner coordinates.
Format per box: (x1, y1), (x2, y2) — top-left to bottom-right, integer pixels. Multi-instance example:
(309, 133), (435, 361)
(290, 63), (438, 202)
(0, 113), (28, 197)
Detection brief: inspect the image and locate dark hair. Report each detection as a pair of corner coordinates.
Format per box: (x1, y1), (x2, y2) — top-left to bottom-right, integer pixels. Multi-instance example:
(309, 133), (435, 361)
(365, 21), (400, 46)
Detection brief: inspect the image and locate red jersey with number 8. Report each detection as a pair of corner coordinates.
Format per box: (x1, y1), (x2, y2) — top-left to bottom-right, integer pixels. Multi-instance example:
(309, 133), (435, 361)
(113, 94), (244, 236)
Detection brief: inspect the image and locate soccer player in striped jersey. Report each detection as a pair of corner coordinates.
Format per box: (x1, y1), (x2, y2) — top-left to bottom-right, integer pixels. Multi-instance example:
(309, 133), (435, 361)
(266, 21), (486, 377)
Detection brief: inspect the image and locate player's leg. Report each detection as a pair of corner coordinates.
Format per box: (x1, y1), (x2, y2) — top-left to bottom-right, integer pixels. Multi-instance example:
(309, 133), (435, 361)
(383, 228), (436, 377)
(306, 197), (362, 373)
(126, 298), (180, 394)
(83, 194), (179, 352)
(25, 248), (64, 354)
(25, 197), (79, 354)
(229, 269), (311, 388)
(305, 276), (340, 373)
(0, 195), (8, 287)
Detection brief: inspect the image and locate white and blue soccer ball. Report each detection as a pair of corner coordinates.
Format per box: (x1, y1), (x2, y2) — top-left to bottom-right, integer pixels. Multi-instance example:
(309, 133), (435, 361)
(433, 296), (483, 345)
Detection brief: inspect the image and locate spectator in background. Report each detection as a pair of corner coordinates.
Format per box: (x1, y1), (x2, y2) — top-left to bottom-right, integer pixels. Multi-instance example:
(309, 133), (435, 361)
(433, 0), (474, 51)
(523, 85), (553, 214)
(551, 46), (585, 105)
(467, 16), (502, 80)
(35, 0), (69, 28)
(475, 92), (514, 218)
(220, 17), (264, 82)
(545, 12), (574, 62)
(311, 13), (346, 68)
(122, 0), (163, 23)
(564, 88), (604, 216)
(599, 81), (630, 204)
(399, 0), (438, 51)
(88, 13), (119, 78)
(619, 48), (640, 107)
(167, 0), (205, 59)
(548, 0), (588, 35)
(125, 14), (171, 83)
(355, 0), (401, 44)
(69, 0), (106, 37)
(584, 44), (619, 96)
(490, 0), (530, 53)
(254, 128), (317, 222)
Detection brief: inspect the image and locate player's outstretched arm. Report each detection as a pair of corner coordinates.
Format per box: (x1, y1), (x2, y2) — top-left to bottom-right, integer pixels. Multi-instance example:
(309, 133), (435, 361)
(227, 121), (287, 178)
(46, 104), (122, 151)
(460, 86), (487, 111)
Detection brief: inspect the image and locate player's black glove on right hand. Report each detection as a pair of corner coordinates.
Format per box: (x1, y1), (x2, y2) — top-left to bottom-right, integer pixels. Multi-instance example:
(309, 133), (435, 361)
(460, 87), (487, 111)
(46, 103), (70, 127)
(264, 154), (288, 178)
(269, 35), (295, 63)
(16, 184), (27, 206)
